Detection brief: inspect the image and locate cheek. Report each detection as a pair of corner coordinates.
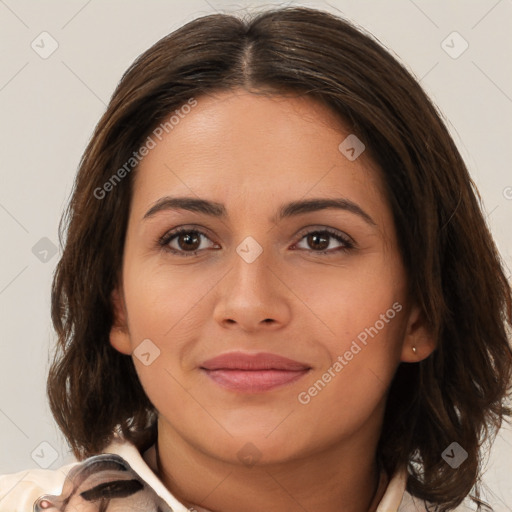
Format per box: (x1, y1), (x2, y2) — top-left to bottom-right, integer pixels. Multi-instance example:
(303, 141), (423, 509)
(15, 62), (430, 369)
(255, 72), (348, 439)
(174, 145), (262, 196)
(320, 282), (405, 397)
(121, 258), (229, 419)
(295, 318), (403, 444)
(123, 257), (217, 340)
(288, 256), (405, 345)
(291, 265), (406, 428)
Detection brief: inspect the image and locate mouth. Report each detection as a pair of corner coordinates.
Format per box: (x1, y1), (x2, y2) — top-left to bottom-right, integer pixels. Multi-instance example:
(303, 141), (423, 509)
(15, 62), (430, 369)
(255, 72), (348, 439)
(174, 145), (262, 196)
(199, 352), (312, 393)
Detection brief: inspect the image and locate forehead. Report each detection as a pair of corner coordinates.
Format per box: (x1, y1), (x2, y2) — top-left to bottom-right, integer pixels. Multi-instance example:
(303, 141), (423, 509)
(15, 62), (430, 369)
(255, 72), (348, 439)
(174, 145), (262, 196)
(132, 89), (387, 224)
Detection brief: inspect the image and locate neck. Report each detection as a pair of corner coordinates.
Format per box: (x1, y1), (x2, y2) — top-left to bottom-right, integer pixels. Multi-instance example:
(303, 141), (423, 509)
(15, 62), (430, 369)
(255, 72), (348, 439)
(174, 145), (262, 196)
(154, 419), (385, 512)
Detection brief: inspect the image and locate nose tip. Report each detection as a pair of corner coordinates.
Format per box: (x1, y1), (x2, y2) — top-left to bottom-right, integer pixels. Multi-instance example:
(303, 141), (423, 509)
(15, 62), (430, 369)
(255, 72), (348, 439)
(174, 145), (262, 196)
(213, 252), (292, 332)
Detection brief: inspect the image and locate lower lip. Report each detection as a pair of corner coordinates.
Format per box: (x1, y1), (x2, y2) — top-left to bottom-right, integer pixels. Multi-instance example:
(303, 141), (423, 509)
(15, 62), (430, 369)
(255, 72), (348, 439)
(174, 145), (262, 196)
(201, 369), (310, 392)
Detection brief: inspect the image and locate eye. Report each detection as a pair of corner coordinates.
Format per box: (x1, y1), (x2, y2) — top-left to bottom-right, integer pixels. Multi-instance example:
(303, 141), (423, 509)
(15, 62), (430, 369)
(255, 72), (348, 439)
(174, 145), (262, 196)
(293, 227), (355, 255)
(158, 227), (219, 257)
(158, 226), (355, 257)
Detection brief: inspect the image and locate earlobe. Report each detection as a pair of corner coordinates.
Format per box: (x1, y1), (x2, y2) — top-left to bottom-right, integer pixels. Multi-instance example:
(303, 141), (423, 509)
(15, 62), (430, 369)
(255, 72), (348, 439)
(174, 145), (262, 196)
(400, 303), (437, 363)
(109, 286), (132, 355)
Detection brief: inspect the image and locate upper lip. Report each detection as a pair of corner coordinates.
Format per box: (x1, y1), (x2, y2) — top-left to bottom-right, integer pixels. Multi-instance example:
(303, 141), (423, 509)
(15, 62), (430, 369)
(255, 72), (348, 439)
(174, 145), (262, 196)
(200, 352), (311, 371)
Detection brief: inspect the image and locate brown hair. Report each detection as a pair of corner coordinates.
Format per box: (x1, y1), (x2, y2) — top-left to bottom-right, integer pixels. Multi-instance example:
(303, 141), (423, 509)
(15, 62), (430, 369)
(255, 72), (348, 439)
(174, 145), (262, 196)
(48, 6), (512, 511)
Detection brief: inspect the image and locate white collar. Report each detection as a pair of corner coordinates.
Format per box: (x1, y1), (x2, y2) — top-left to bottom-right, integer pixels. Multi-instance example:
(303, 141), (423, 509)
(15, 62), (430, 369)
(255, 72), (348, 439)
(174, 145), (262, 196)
(102, 437), (409, 512)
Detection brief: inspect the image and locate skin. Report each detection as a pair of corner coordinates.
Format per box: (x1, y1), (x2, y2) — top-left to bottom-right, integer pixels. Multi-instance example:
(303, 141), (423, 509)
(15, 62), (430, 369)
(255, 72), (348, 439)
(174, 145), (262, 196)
(109, 89), (436, 512)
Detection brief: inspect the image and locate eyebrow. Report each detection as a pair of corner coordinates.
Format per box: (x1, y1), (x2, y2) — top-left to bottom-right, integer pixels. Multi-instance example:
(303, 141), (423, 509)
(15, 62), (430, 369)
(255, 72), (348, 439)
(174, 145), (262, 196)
(143, 196), (376, 227)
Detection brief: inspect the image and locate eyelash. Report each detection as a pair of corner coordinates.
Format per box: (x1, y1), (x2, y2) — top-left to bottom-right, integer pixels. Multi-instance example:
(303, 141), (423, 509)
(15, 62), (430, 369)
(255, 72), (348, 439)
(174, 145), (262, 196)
(158, 226), (355, 258)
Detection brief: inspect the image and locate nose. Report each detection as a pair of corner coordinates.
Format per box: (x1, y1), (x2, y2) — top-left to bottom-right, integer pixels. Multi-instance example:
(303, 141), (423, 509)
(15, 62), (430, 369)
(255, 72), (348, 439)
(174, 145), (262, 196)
(212, 240), (292, 332)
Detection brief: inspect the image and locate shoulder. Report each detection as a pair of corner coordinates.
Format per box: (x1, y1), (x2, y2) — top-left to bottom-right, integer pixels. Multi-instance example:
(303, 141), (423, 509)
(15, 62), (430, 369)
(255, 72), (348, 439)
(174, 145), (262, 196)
(0, 462), (78, 511)
(398, 489), (478, 512)
(382, 466), (477, 512)
(0, 442), (187, 512)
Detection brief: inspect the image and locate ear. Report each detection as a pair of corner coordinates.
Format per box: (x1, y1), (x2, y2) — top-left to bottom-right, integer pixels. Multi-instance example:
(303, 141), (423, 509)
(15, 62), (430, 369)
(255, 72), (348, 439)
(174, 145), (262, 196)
(109, 285), (132, 355)
(400, 303), (437, 363)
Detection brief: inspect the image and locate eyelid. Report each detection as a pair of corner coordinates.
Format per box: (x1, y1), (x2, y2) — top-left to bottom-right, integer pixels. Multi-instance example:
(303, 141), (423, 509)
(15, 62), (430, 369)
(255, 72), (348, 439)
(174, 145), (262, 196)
(158, 225), (218, 254)
(158, 224), (356, 257)
(294, 225), (355, 245)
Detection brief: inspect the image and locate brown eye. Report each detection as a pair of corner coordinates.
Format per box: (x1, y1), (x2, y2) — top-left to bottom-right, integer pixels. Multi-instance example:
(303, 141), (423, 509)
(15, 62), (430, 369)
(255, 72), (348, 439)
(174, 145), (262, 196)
(294, 228), (354, 254)
(306, 232), (330, 251)
(159, 227), (219, 257)
(176, 231), (201, 251)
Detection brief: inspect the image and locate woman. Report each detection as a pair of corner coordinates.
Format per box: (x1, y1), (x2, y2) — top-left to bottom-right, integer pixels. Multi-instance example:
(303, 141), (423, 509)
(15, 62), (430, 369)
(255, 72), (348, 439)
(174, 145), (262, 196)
(1, 6), (510, 512)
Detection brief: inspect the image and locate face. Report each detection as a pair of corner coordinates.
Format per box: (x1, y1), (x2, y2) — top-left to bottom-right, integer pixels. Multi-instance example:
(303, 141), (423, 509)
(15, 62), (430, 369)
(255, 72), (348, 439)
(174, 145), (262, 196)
(110, 89), (434, 465)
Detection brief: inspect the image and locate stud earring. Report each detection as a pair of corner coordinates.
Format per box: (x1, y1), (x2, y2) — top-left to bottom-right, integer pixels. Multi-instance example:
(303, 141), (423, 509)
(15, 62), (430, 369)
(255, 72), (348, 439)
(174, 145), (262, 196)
(412, 346), (417, 354)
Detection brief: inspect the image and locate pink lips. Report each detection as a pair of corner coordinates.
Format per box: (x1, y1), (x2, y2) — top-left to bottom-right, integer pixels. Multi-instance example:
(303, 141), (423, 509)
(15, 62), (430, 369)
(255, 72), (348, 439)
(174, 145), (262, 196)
(200, 352), (311, 393)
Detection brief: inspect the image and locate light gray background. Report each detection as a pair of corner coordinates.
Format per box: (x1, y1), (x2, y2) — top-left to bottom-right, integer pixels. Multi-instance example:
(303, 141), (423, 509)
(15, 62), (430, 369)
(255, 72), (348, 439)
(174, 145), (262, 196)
(0, 0), (511, 509)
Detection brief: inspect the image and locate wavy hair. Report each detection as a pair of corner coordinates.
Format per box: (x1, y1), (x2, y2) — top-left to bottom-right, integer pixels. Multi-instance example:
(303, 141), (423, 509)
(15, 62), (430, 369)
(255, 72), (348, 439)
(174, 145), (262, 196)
(48, 6), (512, 511)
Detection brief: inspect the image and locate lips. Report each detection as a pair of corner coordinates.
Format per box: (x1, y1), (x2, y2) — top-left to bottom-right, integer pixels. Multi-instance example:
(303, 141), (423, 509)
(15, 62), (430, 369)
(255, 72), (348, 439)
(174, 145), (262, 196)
(201, 352), (310, 371)
(200, 352), (311, 392)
